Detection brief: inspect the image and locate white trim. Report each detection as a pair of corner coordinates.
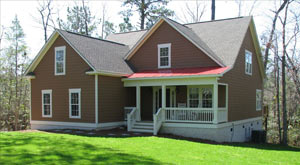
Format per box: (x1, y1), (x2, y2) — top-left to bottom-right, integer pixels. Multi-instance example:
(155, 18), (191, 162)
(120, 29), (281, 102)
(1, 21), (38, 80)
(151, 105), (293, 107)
(256, 89), (262, 111)
(245, 49), (252, 76)
(54, 46), (66, 75)
(25, 32), (59, 75)
(187, 85), (213, 108)
(69, 88), (81, 119)
(30, 120), (125, 130)
(95, 75), (98, 124)
(158, 43), (171, 68)
(42, 89), (52, 118)
(124, 77), (218, 87)
(163, 116), (262, 129)
(136, 86), (141, 121)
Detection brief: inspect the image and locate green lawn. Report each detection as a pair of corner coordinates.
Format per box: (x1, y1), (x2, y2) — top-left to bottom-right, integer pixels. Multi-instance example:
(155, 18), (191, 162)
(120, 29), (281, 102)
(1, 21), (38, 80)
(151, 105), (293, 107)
(0, 132), (299, 165)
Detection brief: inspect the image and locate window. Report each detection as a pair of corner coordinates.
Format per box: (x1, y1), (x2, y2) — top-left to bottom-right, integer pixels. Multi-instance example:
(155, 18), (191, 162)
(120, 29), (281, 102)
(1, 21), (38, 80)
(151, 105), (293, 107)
(158, 43), (171, 68)
(189, 88), (199, 107)
(245, 50), (252, 75)
(42, 90), (52, 117)
(55, 46), (66, 75)
(188, 86), (213, 108)
(202, 88), (213, 108)
(69, 89), (81, 118)
(256, 89), (262, 111)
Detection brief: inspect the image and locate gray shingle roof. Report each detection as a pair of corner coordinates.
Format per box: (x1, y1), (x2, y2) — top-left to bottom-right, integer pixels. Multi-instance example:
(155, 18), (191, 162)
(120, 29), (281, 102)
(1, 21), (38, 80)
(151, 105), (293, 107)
(106, 16), (252, 68)
(57, 30), (133, 74)
(186, 16), (252, 67)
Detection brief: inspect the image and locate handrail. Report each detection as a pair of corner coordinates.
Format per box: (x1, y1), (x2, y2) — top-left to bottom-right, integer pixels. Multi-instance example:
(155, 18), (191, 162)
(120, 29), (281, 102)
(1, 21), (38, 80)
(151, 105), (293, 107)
(127, 107), (137, 131)
(153, 108), (164, 135)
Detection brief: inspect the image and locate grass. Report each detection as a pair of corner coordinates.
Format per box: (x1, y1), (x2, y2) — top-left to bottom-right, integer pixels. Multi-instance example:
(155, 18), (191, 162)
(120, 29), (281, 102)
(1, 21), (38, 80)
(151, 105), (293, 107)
(0, 132), (299, 165)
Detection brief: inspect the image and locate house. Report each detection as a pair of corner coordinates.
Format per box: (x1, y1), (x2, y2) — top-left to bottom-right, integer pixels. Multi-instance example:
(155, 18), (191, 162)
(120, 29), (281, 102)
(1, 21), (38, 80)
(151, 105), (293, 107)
(25, 16), (264, 142)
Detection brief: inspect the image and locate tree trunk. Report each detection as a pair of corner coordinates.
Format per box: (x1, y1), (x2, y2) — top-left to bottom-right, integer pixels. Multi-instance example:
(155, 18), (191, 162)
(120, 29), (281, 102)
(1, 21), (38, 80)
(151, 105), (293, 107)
(282, 55), (287, 145)
(211, 0), (215, 20)
(14, 25), (19, 131)
(275, 53), (282, 143)
(140, 0), (145, 30)
(263, 0), (288, 72)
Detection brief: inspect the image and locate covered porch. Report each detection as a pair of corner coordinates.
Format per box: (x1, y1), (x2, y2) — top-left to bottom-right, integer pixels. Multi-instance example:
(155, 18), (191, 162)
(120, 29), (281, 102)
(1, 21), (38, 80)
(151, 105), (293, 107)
(123, 75), (228, 135)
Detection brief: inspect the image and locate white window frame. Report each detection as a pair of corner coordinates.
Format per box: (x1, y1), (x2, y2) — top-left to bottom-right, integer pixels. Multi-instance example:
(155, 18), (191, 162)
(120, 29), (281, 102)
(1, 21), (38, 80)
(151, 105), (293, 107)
(187, 86), (213, 109)
(245, 50), (252, 75)
(256, 89), (262, 111)
(55, 46), (66, 75)
(42, 89), (52, 118)
(158, 43), (171, 68)
(69, 88), (81, 119)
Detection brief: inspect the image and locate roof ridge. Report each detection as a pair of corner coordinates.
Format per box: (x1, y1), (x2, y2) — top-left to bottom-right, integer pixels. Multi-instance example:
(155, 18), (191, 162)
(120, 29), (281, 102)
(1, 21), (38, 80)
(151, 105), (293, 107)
(56, 29), (126, 46)
(111, 29), (148, 35)
(184, 16), (249, 25)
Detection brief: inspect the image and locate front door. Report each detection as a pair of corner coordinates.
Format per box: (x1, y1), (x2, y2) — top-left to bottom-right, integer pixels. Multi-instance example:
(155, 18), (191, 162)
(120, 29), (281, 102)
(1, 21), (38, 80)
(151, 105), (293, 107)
(153, 87), (176, 114)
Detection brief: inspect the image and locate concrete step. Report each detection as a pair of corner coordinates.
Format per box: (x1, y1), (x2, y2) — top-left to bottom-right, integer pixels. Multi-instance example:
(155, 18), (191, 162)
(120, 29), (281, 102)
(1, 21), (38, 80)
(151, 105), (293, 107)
(131, 128), (153, 133)
(134, 122), (154, 126)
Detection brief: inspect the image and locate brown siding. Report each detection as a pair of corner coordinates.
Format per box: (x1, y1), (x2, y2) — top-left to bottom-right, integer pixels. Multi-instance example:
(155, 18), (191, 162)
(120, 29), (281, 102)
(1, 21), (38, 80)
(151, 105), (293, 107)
(31, 36), (95, 123)
(219, 27), (263, 122)
(98, 76), (127, 123)
(218, 85), (226, 108)
(128, 22), (219, 71)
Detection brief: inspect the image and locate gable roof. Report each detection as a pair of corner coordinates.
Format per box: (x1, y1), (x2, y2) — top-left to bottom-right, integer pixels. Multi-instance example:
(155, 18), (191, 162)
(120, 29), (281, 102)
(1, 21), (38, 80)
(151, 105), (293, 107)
(25, 29), (133, 76)
(107, 16), (264, 78)
(116, 17), (225, 67)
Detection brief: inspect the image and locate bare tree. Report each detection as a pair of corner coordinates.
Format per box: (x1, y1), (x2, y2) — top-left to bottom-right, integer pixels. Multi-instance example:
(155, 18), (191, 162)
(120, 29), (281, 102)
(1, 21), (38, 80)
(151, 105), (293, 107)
(181, 0), (206, 23)
(264, 0), (289, 72)
(235, 0), (258, 17)
(37, 0), (54, 43)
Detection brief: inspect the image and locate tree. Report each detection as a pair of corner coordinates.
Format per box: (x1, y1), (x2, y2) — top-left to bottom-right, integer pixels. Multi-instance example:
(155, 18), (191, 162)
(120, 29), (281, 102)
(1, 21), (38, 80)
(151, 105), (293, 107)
(121, 0), (174, 30)
(178, 0), (206, 23)
(211, 0), (215, 20)
(58, 0), (97, 36)
(263, 0), (289, 72)
(37, 0), (54, 43)
(119, 9), (135, 32)
(1, 15), (30, 131)
(103, 21), (116, 39)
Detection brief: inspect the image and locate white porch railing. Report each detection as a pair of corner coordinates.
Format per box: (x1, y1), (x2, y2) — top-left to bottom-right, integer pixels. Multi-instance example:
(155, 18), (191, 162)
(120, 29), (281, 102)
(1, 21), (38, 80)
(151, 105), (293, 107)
(127, 107), (137, 131)
(124, 107), (135, 120)
(217, 107), (227, 123)
(153, 108), (164, 135)
(164, 108), (214, 123)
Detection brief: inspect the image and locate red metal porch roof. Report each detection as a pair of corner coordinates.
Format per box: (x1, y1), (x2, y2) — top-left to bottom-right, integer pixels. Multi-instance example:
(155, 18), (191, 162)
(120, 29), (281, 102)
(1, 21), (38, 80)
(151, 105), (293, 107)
(127, 66), (229, 79)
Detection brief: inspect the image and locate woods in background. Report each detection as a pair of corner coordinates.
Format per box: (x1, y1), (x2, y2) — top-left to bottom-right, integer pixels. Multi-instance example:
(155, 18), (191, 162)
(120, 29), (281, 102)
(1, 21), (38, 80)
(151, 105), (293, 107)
(0, 0), (299, 146)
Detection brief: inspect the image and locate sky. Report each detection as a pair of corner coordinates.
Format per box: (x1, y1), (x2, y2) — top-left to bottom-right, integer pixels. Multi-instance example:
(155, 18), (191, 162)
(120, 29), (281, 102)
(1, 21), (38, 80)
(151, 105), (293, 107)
(0, 0), (279, 59)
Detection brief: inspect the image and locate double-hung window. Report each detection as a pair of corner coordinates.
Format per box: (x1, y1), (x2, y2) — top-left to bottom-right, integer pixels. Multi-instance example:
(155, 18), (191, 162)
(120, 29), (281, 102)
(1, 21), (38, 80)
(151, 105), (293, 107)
(158, 43), (171, 68)
(188, 86), (213, 108)
(245, 50), (252, 75)
(256, 89), (262, 111)
(42, 90), (52, 117)
(69, 88), (81, 118)
(55, 46), (66, 75)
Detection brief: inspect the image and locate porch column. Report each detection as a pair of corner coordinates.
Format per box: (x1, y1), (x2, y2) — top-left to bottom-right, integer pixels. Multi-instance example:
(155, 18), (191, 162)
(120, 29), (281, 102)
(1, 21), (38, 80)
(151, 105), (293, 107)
(213, 83), (218, 124)
(136, 85), (141, 121)
(162, 85), (166, 109)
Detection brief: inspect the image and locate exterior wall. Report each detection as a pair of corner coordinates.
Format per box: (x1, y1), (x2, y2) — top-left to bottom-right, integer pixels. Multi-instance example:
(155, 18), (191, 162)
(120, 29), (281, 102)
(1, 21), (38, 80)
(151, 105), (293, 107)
(98, 76), (127, 123)
(31, 36), (95, 123)
(219, 27), (263, 122)
(218, 85), (226, 108)
(128, 22), (219, 71)
(161, 117), (262, 142)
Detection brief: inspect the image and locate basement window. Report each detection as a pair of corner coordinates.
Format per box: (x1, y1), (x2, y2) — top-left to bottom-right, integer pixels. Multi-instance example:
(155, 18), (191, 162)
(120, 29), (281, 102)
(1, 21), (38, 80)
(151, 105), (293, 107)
(69, 88), (81, 119)
(245, 50), (252, 75)
(158, 43), (171, 68)
(55, 46), (66, 75)
(42, 90), (52, 118)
